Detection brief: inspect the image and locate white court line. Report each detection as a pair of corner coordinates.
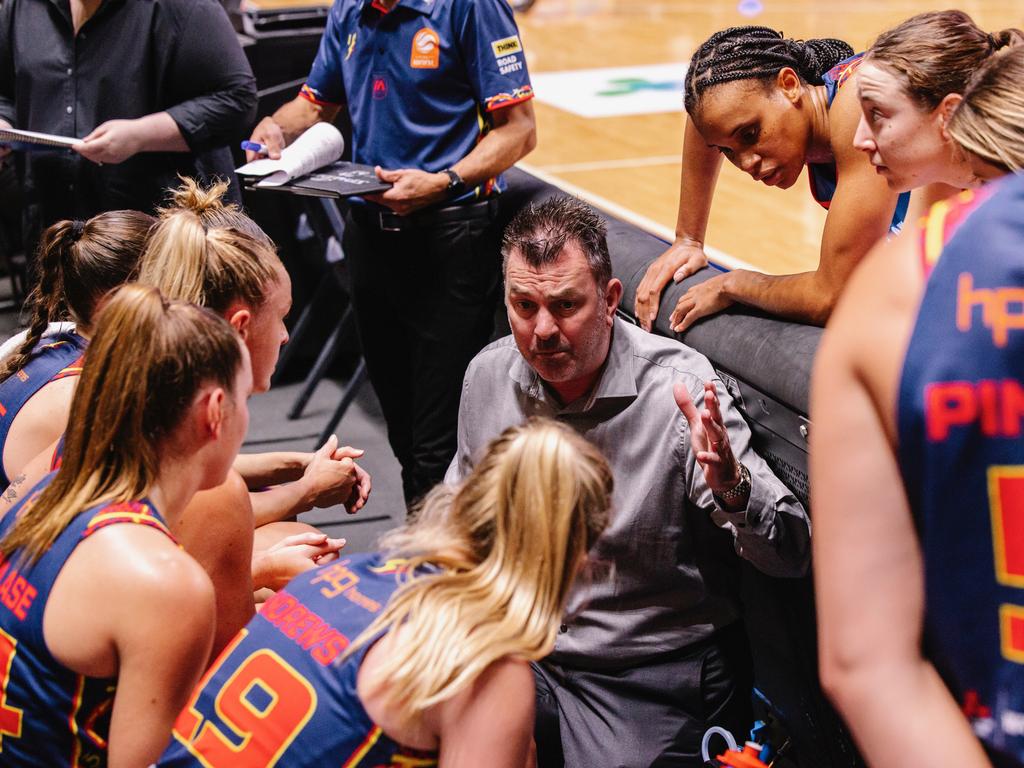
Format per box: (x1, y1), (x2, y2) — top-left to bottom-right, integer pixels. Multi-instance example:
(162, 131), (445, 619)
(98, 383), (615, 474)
(535, 155), (682, 174)
(516, 161), (762, 273)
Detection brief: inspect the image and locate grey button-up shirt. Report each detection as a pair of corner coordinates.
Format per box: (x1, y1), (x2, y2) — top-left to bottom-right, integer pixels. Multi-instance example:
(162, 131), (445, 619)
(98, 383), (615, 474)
(446, 317), (810, 667)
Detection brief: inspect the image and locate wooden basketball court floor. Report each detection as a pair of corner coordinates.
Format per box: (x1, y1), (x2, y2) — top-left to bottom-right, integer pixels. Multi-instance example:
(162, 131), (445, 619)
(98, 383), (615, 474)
(254, 0), (1023, 275)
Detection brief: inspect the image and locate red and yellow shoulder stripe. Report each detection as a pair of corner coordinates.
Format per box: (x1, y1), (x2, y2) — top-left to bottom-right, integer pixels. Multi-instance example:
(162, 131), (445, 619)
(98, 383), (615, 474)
(82, 501), (175, 543)
(827, 52), (864, 93)
(485, 84), (534, 112)
(50, 354), (84, 383)
(919, 188), (993, 277)
(299, 83), (341, 108)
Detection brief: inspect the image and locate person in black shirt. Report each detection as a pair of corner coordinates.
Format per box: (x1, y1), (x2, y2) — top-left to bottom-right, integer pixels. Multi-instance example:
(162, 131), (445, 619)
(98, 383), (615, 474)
(0, 0), (257, 258)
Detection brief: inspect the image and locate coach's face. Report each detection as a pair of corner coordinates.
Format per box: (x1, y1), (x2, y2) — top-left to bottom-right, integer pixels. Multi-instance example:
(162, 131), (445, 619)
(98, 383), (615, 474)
(506, 242), (622, 402)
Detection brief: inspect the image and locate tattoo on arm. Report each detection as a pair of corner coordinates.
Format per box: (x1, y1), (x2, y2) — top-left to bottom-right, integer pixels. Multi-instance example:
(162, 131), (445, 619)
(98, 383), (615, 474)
(4, 473), (25, 502)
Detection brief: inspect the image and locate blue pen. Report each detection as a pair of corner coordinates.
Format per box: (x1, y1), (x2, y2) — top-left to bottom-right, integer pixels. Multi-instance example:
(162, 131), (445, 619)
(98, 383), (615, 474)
(240, 140), (267, 154)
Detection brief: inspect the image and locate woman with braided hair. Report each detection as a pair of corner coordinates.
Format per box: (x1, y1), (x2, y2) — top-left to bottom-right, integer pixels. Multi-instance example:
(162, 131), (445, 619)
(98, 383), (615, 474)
(635, 26), (907, 331)
(853, 11), (1023, 195)
(0, 210), (153, 488)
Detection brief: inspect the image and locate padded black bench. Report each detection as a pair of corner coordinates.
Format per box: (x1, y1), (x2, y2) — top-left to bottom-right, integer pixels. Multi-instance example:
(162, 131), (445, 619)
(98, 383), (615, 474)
(499, 168), (861, 767)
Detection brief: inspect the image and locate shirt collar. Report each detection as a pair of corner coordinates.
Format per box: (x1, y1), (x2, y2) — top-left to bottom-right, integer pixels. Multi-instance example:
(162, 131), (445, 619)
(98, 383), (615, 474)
(48, 0), (123, 28)
(508, 317), (639, 413)
(364, 0), (439, 17)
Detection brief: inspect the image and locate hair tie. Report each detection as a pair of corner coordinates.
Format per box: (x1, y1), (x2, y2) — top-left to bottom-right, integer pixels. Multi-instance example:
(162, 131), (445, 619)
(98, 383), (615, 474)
(988, 32), (999, 51)
(70, 220), (86, 240)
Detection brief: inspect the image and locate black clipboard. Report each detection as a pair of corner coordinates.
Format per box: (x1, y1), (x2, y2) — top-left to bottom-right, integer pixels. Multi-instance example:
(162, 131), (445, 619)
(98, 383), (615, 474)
(243, 161), (392, 198)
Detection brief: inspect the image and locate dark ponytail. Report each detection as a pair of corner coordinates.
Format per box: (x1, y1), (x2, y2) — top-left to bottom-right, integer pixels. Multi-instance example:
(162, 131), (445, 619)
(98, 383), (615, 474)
(0, 210), (154, 383)
(685, 26), (853, 115)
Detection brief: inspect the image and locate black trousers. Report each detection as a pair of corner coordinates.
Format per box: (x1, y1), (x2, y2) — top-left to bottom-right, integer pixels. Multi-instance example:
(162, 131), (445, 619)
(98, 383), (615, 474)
(533, 623), (754, 768)
(343, 200), (501, 505)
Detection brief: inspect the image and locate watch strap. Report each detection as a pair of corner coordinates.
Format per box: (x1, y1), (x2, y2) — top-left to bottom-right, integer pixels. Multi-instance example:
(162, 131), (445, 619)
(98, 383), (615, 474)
(714, 463), (751, 504)
(442, 168), (466, 196)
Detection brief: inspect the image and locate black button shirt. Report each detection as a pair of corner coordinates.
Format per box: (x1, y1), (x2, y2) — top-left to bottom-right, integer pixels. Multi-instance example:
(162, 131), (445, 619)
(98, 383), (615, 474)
(0, 0), (257, 243)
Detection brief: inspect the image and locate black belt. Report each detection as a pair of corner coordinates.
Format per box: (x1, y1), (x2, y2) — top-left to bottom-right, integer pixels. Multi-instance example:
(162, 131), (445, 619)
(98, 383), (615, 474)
(352, 197), (498, 232)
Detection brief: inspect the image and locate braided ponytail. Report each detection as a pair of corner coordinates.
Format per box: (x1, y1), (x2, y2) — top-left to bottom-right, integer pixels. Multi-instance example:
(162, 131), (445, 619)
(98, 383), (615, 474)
(0, 223), (77, 382)
(0, 210), (154, 384)
(685, 26), (853, 116)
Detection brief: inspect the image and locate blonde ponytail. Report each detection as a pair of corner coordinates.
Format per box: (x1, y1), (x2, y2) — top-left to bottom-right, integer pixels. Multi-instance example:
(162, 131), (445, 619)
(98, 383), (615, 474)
(347, 419), (612, 720)
(140, 178), (281, 313)
(0, 284), (242, 564)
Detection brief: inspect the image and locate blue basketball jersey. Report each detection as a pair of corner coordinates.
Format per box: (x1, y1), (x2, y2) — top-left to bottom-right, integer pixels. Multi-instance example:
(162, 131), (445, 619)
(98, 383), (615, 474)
(897, 176), (1024, 766)
(160, 552), (439, 768)
(0, 473), (172, 766)
(0, 332), (86, 487)
(808, 53), (910, 234)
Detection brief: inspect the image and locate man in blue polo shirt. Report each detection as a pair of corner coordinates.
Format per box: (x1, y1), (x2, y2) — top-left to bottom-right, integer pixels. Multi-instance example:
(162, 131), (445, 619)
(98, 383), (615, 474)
(247, 0), (536, 504)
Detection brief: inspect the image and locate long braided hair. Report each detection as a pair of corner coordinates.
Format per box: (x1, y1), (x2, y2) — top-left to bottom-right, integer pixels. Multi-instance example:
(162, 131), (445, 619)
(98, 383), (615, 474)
(0, 210), (154, 383)
(684, 27), (854, 116)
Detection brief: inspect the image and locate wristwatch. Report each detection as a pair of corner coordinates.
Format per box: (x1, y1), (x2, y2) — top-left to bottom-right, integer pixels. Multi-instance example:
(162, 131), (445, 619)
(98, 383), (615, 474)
(442, 168), (467, 197)
(714, 463), (751, 506)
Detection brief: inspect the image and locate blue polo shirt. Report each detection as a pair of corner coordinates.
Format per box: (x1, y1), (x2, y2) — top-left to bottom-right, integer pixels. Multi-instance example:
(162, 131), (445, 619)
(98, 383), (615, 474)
(302, 0), (533, 201)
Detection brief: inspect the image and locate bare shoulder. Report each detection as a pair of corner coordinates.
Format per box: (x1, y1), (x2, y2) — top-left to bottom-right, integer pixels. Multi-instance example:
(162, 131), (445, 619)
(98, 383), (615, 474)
(176, 468), (253, 540)
(45, 520), (215, 676)
(91, 523), (214, 605)
(827, 69), (863, 149)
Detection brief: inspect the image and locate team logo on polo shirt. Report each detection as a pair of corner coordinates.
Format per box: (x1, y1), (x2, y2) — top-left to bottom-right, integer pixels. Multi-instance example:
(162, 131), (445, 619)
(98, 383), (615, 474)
(491, 35), (522, 58)
(372, 75), (388, 99)
(410, 28), (440, 69)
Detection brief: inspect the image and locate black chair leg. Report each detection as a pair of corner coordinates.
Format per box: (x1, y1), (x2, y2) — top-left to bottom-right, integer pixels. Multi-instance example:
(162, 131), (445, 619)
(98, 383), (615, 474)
(316, 359), (367, 447)
(287, 305), (354, 419)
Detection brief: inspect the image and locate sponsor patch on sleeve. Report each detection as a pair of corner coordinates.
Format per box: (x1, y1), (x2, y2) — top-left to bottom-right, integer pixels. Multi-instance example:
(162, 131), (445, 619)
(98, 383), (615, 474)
(491, 35), (522, 58)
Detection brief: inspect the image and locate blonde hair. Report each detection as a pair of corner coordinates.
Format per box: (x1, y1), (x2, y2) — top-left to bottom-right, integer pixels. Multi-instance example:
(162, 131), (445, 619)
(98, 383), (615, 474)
(0, 284), (243, 563)
(349, 418), (612, 720)
(947, 46), (1024, 174)
(138, 178), (282, 313)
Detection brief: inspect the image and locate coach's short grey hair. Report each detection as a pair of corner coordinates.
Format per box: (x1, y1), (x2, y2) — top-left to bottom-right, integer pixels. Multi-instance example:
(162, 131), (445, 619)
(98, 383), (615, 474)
(501, 196), (613, 289)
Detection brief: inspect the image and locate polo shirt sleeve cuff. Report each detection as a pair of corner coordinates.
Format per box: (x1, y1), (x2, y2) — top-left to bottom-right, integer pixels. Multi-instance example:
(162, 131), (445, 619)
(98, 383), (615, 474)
(484, 84), (534, 112)
(300, 84), (343, 109)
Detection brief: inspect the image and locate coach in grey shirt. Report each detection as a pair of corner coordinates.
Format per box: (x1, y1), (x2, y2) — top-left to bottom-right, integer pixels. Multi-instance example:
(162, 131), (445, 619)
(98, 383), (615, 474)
(445, 196), (809, 768)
